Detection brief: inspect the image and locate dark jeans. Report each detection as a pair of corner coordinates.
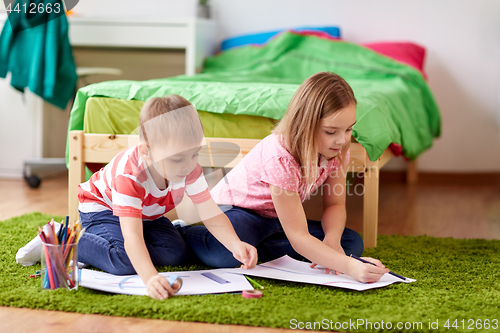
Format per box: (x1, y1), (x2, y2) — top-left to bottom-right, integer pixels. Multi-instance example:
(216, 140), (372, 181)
(78, 210), (191, 275)
(179, 206), (364, 268)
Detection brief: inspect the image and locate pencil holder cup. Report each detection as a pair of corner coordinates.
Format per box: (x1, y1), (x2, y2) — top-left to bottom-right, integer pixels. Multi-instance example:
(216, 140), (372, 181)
(41, 241), (79, 290)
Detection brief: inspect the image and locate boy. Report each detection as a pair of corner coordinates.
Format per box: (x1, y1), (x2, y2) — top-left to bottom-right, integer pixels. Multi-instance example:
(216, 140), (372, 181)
(77, 95), (257, 300)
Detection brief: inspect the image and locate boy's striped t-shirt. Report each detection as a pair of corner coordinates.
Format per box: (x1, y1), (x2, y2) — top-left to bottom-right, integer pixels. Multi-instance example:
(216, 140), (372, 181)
(78, 145), (210, 220)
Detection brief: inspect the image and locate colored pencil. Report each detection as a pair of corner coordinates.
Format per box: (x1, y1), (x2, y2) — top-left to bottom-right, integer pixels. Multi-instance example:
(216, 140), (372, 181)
(37, 217), (83, 290)
(245, 275), (264, 289)
(38, 231), (55, 289)
(350, 255), (407, 281)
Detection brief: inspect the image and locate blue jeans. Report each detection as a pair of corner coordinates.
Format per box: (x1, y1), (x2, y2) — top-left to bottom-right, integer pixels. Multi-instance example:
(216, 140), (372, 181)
(179, 206), (364, 268)
(78, 210), (192, 275)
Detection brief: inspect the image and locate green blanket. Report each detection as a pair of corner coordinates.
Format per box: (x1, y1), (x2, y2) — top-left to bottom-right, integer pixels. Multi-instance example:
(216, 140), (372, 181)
(67, 32), (440, 163)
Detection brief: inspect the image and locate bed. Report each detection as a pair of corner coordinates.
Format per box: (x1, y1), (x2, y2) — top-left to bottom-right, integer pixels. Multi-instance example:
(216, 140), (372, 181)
(66, 31), (441, 248)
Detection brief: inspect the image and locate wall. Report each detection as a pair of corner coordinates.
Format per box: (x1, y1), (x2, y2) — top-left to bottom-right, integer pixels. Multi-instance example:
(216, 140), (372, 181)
(0, 3), (190, 178)
(68, 0), (197, 18)
(208, 0), (500, 172)
(1, 0), (499, 175)
(0, 75), (43, 178)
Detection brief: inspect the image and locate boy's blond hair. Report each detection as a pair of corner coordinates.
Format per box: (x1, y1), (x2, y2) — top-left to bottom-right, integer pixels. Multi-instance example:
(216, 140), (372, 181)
(273, 72), (357, 189)
(139, 95), (204, 158)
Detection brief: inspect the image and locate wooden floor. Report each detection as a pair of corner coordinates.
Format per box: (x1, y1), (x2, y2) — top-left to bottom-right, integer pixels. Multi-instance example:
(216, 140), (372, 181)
(1, 172), (499, 332)
(0, 307), (291, 333)
(346, 173), (500, 240)
(0, 174), (68, 221)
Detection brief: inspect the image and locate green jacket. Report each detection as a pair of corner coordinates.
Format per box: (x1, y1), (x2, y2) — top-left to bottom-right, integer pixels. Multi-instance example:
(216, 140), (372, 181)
(0, 0), (77, 109)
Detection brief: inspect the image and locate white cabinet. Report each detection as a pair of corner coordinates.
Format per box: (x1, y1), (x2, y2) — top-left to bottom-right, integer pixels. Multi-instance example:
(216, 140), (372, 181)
(68, 17), (216, 75)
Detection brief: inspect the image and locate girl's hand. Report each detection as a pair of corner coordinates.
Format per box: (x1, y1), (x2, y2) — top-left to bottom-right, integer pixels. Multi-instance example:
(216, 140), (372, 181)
(146, 274), (176, 300)
(347, 257), (389, 283)
(309, 243), (345, 274)
(232, 241), (257, 269)
(310, 263), (338, 275)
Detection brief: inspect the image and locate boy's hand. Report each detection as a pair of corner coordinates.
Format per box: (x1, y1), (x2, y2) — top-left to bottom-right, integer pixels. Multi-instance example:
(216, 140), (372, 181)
(146, 274), (176, 300)
(347, 257), (389, 283)
(231, 241), (257, 269)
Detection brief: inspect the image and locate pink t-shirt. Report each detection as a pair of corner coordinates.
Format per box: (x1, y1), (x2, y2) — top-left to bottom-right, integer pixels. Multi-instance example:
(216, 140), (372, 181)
(211, 134), (350, 218)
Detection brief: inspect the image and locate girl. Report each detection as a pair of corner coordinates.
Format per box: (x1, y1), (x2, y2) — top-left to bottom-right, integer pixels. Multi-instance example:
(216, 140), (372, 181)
(77, 96), (257, 300)
(181, 72), (389, 283)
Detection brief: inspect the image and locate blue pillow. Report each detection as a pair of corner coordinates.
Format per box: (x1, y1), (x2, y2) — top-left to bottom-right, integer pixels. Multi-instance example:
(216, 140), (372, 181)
(221, 26), (341, 51)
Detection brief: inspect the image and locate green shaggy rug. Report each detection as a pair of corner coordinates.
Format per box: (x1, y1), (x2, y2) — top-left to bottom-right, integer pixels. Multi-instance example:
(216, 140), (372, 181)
(1, 213), (499, 332)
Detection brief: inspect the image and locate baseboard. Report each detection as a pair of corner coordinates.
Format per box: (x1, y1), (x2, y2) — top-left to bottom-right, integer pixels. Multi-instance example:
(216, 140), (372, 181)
(0, 170), (23, 179)
(379, 171), (500, 186)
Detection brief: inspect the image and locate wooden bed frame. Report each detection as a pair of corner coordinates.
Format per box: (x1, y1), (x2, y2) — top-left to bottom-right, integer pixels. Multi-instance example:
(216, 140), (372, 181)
(68, 130), (415, 248)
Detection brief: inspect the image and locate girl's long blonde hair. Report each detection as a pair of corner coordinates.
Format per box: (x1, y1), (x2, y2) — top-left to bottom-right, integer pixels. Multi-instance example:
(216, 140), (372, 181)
(273, 72), (357, 189)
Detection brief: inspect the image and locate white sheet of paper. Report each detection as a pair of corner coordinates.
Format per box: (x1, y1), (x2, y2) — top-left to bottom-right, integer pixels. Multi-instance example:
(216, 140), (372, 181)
(224, 255), (416, 291)
(80, 269), (253, 296)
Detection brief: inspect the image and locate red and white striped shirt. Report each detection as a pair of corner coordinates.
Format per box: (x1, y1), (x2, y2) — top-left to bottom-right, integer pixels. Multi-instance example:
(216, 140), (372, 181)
(78, 145), (210, 220)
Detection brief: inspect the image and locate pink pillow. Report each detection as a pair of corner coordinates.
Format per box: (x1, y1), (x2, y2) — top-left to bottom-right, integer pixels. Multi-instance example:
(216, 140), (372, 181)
(361, 42), (427, 79)
(284, 32), (427, 79)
